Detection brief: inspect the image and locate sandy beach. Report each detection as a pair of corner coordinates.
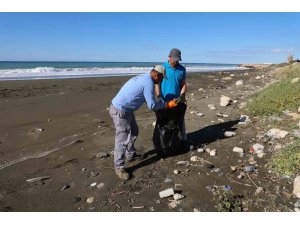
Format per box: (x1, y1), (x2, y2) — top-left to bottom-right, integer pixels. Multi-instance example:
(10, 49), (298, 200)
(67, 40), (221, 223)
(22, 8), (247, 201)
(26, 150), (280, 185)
(0, 66), (294, 211)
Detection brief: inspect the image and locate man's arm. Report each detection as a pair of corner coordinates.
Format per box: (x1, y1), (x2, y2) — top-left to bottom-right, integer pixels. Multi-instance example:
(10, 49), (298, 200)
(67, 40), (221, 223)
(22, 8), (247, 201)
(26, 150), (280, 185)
(144, 83), (166, 111)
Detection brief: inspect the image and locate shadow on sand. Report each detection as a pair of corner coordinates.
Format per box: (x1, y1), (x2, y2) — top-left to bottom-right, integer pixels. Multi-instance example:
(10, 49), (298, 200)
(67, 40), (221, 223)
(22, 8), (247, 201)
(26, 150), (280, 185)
(127, 119), (240, 174)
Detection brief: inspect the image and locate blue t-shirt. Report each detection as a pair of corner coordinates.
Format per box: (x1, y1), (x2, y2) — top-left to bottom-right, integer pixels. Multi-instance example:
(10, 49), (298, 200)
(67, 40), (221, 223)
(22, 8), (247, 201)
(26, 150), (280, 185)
(112, 73), (166, 113)
(161, 62), (186, 102)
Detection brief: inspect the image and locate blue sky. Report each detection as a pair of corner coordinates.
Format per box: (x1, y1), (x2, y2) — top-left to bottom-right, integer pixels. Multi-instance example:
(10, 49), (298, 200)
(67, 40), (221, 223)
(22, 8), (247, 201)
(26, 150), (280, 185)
(0, 13), (299, 64)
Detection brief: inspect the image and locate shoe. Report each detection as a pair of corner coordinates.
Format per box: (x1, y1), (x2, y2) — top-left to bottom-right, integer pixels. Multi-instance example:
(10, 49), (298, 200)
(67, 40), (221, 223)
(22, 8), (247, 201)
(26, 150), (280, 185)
(115, 168), (130, 180)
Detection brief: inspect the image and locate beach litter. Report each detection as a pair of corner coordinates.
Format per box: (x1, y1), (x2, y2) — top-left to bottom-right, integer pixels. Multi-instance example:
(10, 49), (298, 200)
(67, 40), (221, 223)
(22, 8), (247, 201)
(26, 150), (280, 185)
(159, 188), (175, 198)
(26, 176), (51, 183)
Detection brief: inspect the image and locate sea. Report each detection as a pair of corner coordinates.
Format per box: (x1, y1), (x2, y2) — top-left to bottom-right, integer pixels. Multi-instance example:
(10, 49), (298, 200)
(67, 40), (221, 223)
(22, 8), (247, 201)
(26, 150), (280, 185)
(0, 61), (247, 81)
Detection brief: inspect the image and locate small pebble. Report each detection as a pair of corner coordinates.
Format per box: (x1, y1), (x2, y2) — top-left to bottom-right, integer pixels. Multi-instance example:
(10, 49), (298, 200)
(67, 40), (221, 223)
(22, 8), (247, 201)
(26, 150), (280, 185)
(86, 197), (94, 204)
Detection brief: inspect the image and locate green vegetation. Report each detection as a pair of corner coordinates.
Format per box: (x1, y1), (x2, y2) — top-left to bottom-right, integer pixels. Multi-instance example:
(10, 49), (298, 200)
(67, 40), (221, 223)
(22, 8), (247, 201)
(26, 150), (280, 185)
(269, 139), (300, 177)
(213, 189), (243, 212)
(246, 64), (300, 116)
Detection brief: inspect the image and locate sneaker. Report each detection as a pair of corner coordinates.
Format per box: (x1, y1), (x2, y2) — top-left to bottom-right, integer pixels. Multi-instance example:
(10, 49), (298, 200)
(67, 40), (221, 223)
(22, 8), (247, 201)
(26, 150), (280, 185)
(115, 168), (130, 180)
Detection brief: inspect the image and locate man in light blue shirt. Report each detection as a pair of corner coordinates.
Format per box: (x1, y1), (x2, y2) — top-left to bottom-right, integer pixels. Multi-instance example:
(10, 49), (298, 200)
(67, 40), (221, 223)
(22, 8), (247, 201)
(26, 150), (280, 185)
(109, 65), (177, 180)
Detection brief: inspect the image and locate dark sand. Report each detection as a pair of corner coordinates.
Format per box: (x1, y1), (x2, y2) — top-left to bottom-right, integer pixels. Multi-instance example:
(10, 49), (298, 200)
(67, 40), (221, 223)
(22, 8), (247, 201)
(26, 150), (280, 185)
(0, 67), (293, 211)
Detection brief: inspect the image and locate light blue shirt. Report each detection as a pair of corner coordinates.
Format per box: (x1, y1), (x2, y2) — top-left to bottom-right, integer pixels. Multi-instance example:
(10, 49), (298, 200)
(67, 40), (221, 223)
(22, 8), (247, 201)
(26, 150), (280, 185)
(112, 73), (166, 113)
(161, 62), (186, 102)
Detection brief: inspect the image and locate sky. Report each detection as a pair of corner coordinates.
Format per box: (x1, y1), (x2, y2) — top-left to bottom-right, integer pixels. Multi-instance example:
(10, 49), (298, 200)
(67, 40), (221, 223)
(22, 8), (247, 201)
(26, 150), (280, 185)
(0, 13), (299, 64)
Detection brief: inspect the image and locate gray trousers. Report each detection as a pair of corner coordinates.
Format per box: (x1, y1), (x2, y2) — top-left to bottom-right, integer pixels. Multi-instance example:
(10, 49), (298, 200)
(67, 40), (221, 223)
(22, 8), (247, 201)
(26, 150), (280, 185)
(109, 104), (138, 169)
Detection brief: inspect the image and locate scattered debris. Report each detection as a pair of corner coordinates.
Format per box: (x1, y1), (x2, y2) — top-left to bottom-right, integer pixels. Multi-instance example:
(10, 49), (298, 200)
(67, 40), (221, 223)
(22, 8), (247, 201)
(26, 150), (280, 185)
(233, 147), (244, 153)
(159, 188), (175, 198)
(173, 193), (185, 200)
(61, 184), (71, 191)
(224, 131), (237, 137)
(26, 176), (51, 183)
(266, 128), (289, 139)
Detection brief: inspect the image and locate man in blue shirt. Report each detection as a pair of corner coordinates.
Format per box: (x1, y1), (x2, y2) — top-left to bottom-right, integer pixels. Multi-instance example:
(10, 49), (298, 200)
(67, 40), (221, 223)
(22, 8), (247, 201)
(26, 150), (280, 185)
(160, 48), (188, 142)
(109, 65), (177, 180)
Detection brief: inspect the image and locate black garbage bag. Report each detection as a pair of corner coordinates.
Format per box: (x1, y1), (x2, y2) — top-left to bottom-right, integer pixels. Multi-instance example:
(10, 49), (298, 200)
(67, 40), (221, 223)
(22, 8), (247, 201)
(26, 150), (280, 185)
(153, 103), (186, 157)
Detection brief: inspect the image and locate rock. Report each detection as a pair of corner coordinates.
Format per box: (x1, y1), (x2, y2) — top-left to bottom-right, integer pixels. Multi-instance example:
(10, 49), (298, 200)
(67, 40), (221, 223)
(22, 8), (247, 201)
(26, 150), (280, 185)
(152, 122), (156, 127)
(266, 128), (289, 139)
(86, 197), (94, 204)
(173, 193), (185, 200)
(96, 152), (110, 159)
(293, 176), (300, 198)
(224, 131), (236, 137)
(209, 149), (217, 156)
(255, 187), (264, 195)
(262, 134), (271, 143)
(198, 88), (204, 91)
(294, 200), (300, 208)
(208, 104), (216, 110)
(293, 130), (300, 138)
(90, 182), (97, 187)
(190, 156), (199, 162)
(255, 76), (261, 80)
(159, 188), (175, 198)
(35, 128), (44, 132)
(196, 112), (204, 117)
(174, 170), (179, 175)
(164, 178), (172, 183)
(193, 208), (201, 212)
(233, 147), (244, 153)
(235, 80), (245, 86)
(189, 110), (198, 114)
(220, 96), (232, 106)
(97, 183), (104, 189)
(177, 161), (189, 165)
(197, 148), (205, 153)
(222, 76), (233, 81)
(291, 77), (300, 84)
(252, 143), (264, 154)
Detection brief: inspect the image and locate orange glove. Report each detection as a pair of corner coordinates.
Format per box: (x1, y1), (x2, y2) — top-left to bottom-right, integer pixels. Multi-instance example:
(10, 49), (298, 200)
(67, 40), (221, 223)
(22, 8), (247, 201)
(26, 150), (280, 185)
(166, 99), (177, 109)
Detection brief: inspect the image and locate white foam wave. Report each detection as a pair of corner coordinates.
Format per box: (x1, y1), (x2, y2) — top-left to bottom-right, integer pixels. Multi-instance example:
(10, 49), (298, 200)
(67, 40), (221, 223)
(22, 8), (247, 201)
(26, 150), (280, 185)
(0, 66), (246, 80)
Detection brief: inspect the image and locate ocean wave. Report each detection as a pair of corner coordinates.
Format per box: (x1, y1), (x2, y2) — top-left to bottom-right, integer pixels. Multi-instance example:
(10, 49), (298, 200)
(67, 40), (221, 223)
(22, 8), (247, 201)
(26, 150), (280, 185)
(0, 66), (247, 80)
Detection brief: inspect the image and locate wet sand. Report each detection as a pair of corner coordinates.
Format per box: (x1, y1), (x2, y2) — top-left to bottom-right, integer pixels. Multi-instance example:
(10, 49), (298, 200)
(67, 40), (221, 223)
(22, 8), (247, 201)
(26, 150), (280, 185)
(0, 67), (293, 211)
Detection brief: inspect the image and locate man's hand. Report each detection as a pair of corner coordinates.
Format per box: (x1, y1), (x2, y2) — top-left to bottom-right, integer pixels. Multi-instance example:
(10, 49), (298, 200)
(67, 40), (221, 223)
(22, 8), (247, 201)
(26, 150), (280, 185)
(166, 99), (177, 109)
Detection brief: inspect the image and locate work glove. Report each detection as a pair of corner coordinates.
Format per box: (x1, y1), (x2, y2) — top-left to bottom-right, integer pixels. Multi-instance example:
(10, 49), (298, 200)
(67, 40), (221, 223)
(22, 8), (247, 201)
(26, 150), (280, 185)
(166, 99), (177, 109)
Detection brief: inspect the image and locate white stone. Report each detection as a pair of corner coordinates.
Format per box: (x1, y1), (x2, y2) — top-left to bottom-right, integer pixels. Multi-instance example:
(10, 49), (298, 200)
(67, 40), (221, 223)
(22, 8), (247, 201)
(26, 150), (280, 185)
(255, 187), (264, 195)
(255, 76), (261, 80)
(209, 149), (217, 156)
(205, 148), (211, 154)
(208, 104), (216, 110)
(291, 77), (300, 84)
(197, 148), (204, 153)
(198, 88), (204, 91)
(86, 197), (94, 204)
(233, 100), (238, 104)
(233, 147), (244, 153)
(159, 188), (175, 198)
(220, 96), (231, 107)
(224, 131), (236, 137)
(190, 156), (198, 162)
(222, 76), (233, 81)
(293, 176), (300, 198)
(90, 182), (97, 187)
(97, 183), (104, 189)
(196, 112), (204, 117)
(174, 170), (179, 175)
(173, 193), (185, 200)
(267, 128), (289, 139)
(235, 80), (245, 86)
(189, 110), (198, 114)
(152, 122), (156, 127)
